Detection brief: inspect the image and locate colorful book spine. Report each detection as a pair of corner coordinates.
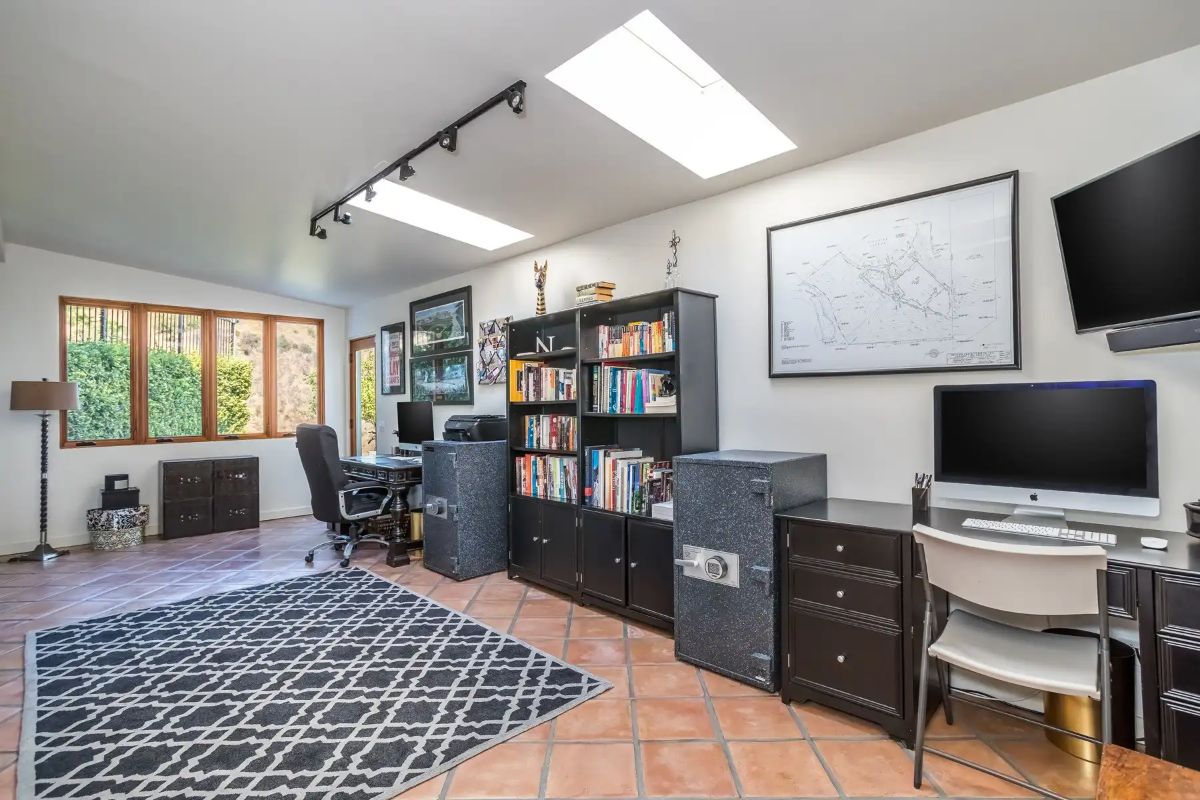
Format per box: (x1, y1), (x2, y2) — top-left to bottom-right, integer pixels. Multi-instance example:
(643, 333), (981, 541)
(596, 311), (676, 357)
(515, 454), (578, 503)
(509, 360), (576, 402)
(523, 414), (577, 451)
(590, 366), (673, 414)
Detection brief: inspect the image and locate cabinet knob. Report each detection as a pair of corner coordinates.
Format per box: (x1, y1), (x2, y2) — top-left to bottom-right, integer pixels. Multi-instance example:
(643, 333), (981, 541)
(614, 557), (622, 564)
(543, 539), (551, 545)
(630, 562), (638, 569)
(836, 654), (846, 664)
(835, 590), (845, 599)
(835, 544), (845, 553)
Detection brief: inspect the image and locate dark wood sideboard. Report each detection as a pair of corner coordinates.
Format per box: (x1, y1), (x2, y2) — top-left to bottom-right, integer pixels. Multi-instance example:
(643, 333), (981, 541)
(160, 457), (259, 539)
(777, 497), (1200, 768)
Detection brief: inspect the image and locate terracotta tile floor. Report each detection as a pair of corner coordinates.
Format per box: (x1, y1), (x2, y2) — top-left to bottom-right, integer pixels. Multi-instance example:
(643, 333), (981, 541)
(0, 516), (1101, 799)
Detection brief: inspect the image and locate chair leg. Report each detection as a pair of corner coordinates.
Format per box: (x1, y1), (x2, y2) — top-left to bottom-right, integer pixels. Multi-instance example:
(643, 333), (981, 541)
(305, 537), (346, 563)
(936, 659), (954, 725)
(913, 605), (933, 789)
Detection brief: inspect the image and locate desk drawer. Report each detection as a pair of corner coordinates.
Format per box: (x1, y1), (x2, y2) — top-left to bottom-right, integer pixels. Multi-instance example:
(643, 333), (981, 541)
(162, 461), (212, 501)
(1160, 637), (1200, 706)
(214, 458), (258, 496)
(1160, 699), (1200, 771)
(787, 521), (900, 577)
(787, 606), (902, 716)
(789, 563), (901, 627)
(1106, 567), (1136, 620)
(1157, 573), (1200, 641)
(213, 494), (259, 533)
(162, 498), (211, 538)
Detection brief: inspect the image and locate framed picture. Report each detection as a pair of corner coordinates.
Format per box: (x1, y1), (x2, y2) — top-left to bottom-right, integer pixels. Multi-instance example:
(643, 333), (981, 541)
(767, 172), (1020, 377)
(379, 321), (406, 395)
(411, 353), (474, 405)
(410, 286), (472, 358)
(477, 316), (510, 385)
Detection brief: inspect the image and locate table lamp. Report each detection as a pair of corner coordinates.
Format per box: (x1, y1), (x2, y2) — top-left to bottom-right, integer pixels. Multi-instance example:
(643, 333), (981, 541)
(10, 379), (79, 562)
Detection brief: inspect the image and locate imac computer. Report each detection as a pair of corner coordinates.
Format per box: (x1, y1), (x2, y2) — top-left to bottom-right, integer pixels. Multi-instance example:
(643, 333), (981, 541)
(933, 380), (1159, 521)
(395, 401), (435, 454)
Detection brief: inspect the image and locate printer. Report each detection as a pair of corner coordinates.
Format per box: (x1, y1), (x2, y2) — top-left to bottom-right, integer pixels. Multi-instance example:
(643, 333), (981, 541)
(443, 414), (507, 442)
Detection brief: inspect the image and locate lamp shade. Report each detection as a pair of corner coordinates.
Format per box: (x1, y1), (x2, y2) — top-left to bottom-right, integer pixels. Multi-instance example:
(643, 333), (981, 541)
(11, 380), (78, 411)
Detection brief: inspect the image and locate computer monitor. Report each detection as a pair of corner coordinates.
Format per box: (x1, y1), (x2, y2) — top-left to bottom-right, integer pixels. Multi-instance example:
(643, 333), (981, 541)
(933, 380), (1159, 518)
(395, 401), (435, 453)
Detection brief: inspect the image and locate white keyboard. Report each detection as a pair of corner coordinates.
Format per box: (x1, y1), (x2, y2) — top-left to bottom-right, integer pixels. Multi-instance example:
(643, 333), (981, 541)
(961, 518), (1116, 546)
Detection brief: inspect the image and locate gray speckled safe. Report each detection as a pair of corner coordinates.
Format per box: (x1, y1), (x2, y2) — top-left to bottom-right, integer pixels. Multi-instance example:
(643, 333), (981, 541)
(673, 450), (827, 691)
(420, 440), (508, 581)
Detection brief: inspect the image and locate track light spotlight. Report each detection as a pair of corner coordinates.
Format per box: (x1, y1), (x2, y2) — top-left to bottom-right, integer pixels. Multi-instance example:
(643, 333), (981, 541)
(364, 184), (377, 202)
(334, 205), (352, 225)
(438, 127), (458, 152)
(505, 87), (525, 114)
(311, 223), (327, 240)
(396, 161), (416, 182)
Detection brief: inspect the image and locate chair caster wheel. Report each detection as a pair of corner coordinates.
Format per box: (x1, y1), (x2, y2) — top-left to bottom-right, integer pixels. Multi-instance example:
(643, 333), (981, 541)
(340, 558), (350, 568)
(304, 554), (314, 564)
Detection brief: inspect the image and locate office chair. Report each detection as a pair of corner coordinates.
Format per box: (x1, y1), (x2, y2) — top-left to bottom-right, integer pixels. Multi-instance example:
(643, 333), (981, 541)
(296, 424), (394, 567)
(911, 524), (1110, 800)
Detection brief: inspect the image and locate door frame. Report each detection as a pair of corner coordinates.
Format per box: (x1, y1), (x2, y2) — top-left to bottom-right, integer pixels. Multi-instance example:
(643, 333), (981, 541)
(349, 335), (376, 456)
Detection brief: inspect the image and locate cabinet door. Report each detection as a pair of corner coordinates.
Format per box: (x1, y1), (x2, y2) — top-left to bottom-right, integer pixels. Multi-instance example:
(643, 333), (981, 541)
(581, 510), (626, 605)
(627, 518), (674, 621)
(162, 460), (213, 502)
(162, 498), (212, 539)
(540, 502), (579, 590)
(1161, 699), (1200, 770)
(509, 496), (542, 575)
(212, 494), (259, 532)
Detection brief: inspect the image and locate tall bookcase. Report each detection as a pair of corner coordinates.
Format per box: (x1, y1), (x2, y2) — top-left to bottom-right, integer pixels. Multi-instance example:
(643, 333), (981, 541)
(506, 288), (718, 629)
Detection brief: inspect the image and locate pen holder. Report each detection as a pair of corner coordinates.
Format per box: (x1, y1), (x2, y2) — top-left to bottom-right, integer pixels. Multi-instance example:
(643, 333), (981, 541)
(912, 486), (930, 513)
(1185, 502), (1200, 538)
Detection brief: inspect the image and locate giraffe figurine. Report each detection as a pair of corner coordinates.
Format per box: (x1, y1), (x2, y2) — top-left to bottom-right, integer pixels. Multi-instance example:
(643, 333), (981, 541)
(533, 260), (549, 316)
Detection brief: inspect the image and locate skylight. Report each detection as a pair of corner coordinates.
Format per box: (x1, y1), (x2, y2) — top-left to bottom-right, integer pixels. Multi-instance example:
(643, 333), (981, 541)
(347, 181), (532, 251)
(546, 10), (795, 179)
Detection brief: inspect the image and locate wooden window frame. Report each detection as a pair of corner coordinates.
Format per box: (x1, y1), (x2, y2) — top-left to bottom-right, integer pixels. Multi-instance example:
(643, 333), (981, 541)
(60, 296), (324, 447)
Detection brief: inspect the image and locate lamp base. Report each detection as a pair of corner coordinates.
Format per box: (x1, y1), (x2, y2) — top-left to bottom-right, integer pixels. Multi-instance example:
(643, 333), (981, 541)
(9, 543), (68, 563)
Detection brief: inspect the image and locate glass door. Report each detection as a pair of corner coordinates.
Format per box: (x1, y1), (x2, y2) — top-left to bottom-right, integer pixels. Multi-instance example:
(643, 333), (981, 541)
(349, 336), (376, 456)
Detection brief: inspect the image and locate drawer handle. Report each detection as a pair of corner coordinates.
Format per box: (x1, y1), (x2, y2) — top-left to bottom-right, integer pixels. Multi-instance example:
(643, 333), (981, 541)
(836, 654), (846, 664)
(835, 545), (845, 553)
(835, 590), (845, 599)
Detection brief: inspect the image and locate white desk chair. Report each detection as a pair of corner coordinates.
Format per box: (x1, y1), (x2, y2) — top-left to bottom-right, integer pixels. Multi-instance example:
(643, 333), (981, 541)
(911, 523), (1111, 800)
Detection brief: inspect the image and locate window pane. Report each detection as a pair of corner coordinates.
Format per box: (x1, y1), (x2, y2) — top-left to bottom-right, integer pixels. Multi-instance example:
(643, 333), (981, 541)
(216, 316), (265, 435)
(64, 303), (132, 441)
(355, 346), (376, 455)
(146, 310), (204, 438)
(275, 321), (321, 434)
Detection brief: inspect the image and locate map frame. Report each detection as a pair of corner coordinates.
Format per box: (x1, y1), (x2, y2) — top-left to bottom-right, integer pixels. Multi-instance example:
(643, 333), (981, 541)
(766, 171), (1021, 378)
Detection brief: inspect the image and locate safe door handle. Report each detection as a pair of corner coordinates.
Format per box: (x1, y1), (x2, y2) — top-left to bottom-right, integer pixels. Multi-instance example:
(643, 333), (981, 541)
(674, 558), (700, 568)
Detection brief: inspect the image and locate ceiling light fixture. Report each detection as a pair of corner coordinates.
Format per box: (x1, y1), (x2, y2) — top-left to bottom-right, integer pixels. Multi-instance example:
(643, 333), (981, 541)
(309, 80), (528, 241)
(545, 11), (795, 179)
(346, 181), (531, 251)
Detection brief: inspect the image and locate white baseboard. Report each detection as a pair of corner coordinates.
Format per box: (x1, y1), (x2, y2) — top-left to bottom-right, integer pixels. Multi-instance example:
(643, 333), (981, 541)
(0, 507), (314, 557)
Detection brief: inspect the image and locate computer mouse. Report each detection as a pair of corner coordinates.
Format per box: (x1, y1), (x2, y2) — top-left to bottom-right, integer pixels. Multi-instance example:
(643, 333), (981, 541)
(1140, 536), (1169, 550)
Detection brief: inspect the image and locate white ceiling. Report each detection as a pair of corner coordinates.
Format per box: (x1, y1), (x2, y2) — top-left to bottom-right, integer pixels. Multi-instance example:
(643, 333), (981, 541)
(3, 1), (1199, 307)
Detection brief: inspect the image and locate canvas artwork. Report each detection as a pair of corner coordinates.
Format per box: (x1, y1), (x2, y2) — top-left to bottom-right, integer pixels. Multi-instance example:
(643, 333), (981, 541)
(477, 317), (510, 385)
(410, 286), (472, 358)
(411, 353), (473, 404)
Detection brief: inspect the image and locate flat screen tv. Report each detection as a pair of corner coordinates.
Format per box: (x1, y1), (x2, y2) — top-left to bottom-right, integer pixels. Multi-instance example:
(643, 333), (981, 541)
(1053, 131), (1200, 332)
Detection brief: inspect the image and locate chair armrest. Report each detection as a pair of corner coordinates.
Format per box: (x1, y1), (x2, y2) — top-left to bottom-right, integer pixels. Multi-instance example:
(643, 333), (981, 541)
(338, 484), (394, 520)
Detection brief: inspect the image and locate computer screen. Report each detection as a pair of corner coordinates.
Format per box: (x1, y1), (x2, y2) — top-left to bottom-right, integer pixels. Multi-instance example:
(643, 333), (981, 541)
(934, 381), (1158, 513)
(395, 401), (434, 450)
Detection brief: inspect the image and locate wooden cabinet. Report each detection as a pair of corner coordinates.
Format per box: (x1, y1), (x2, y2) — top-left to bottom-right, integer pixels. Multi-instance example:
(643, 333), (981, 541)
(581, 510), (626, 605)
(627, 518), (674, 621)
(508, 496), (578, 591)
(578, 511), (674, 625)
(160, 457), (258, 539)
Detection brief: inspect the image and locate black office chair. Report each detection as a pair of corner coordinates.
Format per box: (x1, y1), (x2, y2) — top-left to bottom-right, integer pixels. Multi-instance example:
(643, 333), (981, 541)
(296, 424), (394, 567)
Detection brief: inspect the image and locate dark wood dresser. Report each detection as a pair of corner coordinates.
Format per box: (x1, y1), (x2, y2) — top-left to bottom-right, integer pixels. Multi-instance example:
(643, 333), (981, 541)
(160, 456), (259, 539)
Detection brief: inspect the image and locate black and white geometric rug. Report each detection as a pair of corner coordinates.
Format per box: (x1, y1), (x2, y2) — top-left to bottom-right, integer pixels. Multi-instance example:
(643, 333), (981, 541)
(19, 569), (608, 799)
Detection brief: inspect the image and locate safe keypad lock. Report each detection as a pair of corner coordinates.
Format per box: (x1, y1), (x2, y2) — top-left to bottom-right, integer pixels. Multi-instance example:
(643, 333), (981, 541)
(675, 545), (740, 588)
(704, 556), (729, 580)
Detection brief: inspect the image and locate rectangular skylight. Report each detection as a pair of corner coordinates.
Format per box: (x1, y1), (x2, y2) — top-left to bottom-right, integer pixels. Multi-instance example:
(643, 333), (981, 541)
(546, 10), (796, 179)
(347, 181), (532, 251)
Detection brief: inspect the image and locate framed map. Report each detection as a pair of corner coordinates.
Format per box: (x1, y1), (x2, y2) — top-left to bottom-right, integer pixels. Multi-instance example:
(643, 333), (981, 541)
(767, 172), (1020, 377)
(411, 353), (473, 405)
(410, 286), (471, 358)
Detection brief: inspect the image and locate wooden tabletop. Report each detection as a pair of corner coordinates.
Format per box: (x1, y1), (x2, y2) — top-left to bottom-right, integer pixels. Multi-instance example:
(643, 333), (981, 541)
(1098, 745), (1200, 798)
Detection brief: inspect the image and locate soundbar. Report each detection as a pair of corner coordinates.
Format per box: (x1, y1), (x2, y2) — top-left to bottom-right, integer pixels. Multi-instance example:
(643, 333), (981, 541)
(1107, 315), (1200, 353)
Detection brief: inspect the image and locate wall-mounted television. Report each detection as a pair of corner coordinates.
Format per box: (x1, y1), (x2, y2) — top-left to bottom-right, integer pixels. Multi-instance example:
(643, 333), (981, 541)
(1052, 131), (1200, 332)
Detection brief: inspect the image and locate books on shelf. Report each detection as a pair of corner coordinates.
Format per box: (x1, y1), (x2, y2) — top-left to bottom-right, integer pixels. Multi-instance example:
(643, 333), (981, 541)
(597, 311), (675, 357)
(523, 414), (577, 451)
(576, 281), (615, 307)
(515, 454), (578, 503)
(590, 365), (675, 414)
(509, 359), (576, 402)
(583, 445), (674, 515)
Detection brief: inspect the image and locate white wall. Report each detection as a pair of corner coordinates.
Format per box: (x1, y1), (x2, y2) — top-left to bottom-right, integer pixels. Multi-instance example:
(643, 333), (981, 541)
(350, 44), (1200, 534)
(0, 244), (346, 554)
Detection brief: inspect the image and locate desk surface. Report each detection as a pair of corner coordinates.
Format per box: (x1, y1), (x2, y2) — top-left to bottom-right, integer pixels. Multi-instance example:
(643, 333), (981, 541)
(778, 497), (1200, 574)
(342, 455), (422, 470)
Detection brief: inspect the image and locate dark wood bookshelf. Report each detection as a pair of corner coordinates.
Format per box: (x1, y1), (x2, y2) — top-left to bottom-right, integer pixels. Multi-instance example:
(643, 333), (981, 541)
(505, 287), (718, 631)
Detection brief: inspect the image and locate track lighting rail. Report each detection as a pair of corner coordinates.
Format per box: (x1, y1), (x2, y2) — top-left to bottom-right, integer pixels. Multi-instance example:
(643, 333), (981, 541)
(309, 80), (526, 238)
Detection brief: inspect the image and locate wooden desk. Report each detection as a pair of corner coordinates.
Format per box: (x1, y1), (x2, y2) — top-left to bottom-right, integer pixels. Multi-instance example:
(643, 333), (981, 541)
(1098, 745), (1200, 798)
(340, 455), (422, 566)
(776, 498), (1200, 768)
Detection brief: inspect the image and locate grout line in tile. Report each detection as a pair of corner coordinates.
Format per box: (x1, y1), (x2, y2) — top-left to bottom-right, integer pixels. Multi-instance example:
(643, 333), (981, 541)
(786, 702), (848, 800)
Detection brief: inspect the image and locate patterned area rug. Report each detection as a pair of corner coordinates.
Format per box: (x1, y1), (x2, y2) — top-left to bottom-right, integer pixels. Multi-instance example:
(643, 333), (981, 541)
(19, 569), (608, 799)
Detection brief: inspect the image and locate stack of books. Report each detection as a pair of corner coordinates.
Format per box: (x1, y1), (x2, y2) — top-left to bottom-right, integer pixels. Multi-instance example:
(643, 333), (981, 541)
(509, 360), (576, 402)
(515, 454), (578, 503)
(583, 446), (673, 515)
(590, 365), (675, 414)
(523, 414), (577, 451)
(597, 311), (676, 357)
(576, 281), (615, 306)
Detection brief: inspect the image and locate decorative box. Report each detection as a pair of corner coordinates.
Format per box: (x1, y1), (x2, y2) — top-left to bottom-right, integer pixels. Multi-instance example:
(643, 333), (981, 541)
(86, 505), (150, 551)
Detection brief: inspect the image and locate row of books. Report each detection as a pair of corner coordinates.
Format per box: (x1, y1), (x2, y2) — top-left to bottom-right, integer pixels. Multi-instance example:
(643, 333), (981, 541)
(597, 311), (676, 357)
(590, 366), (676, 414)
(583, 446), (673, 515)
(522, 414), (577, 452)
(508, 360), (577, 402)
(514, 454), (578, 503)
(576, 281), (615, 306)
